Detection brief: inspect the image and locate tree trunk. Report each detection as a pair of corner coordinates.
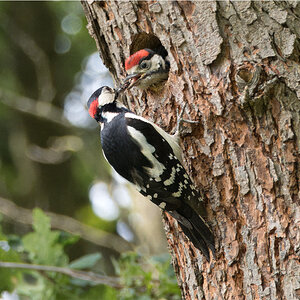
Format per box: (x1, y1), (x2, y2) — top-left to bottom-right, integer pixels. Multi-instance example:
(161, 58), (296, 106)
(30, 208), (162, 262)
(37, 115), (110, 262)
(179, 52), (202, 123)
(81, 1), (300, 299)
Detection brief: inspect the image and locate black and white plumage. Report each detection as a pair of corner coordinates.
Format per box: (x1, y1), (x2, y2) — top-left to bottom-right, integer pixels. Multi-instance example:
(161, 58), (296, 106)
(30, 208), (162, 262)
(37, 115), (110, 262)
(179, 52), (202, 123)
(87, 86), (215, 260)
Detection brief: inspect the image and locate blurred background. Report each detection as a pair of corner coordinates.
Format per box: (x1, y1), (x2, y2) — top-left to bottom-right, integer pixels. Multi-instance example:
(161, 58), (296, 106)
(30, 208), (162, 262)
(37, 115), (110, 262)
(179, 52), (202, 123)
(0, 0), (168, 285)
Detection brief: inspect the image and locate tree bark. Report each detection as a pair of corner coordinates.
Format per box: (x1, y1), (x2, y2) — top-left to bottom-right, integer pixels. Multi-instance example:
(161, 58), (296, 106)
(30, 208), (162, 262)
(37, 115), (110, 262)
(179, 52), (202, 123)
(81, 1), (300, 299)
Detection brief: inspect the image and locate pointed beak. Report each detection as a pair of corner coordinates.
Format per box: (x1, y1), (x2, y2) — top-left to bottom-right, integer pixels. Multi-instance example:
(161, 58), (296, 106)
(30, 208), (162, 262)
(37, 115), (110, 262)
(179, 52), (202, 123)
(116, 73), (147, 94)
(125, 70), (150, 88)
(123, 73), (144, 89)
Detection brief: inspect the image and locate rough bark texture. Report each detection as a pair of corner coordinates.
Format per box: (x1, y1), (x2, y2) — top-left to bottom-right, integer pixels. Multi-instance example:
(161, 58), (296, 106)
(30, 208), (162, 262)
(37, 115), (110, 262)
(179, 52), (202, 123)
(82, 1), (300, 299)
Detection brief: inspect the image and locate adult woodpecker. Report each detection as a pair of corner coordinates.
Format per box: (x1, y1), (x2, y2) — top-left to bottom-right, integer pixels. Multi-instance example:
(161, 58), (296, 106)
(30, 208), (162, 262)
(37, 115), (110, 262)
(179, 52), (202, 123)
(87, 86), (215, 260)
(123, 48), (170, 90)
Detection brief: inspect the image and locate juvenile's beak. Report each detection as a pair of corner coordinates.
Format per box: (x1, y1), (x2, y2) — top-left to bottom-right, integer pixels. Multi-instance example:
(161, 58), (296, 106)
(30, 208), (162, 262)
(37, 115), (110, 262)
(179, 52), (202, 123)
(116, 73), (147, 94)
(123, 72), (147, 89)
(124, 73), (141, 82)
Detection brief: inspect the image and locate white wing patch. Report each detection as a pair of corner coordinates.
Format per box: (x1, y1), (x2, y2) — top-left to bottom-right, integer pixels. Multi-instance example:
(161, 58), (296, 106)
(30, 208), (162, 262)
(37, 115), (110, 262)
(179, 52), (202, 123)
(125, 113), (183, 163)
(127, 126), (165, 180)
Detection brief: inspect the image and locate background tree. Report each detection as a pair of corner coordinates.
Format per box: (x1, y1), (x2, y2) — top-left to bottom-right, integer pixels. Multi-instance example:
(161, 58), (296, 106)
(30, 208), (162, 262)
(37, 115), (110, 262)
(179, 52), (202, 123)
(0, 2), (174, 298)
(0, 1), (122, 263)
(81, 1), (300, 299)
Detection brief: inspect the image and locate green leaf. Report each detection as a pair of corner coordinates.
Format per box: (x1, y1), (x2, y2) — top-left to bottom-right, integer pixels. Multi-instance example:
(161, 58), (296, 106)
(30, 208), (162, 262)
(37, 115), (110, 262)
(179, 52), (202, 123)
(32, 208), (51, 233)
(58, 231), (80, 246)
(115, 252), (180, 299)
(0, 234), (20, 292)
(16, 272), (55, 300)
(80, 285), (117, 300)
(69, 253), (102, 269)
(22, 208), (68, 266)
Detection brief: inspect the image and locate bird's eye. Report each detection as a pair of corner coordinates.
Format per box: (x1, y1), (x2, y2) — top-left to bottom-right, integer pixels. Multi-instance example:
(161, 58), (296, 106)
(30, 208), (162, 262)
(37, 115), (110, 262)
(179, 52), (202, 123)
(140, 60), (150, 70)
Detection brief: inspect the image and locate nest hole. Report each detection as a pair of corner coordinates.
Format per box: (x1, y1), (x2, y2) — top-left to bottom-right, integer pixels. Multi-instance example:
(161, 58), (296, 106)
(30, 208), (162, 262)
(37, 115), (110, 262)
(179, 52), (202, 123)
(130, 32), (168, 58)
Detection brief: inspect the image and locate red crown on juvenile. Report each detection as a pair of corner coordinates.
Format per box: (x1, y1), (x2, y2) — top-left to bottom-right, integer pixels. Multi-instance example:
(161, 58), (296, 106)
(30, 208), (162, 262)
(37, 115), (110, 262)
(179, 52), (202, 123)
(125, 49), (150, 71)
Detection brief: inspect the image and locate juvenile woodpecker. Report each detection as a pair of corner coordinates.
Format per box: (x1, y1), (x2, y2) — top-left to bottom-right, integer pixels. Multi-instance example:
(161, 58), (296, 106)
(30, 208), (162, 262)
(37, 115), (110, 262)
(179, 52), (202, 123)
(87, 86), (215, 260)
(124, 48), (170, 90)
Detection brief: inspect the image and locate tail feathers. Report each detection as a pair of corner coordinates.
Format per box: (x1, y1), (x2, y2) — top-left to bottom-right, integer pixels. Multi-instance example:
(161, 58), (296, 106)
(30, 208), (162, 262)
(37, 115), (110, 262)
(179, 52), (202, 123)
(188, 209), (215, 256)
(179, 223), (211, 261)
(169, 204), (215, 261)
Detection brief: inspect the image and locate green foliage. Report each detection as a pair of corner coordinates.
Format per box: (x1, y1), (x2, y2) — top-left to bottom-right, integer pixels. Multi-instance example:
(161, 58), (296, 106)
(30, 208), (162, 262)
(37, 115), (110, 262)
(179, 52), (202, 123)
(0, 230), (21, 292)
(115, 252), (181, 300)
(69, 253), (101, 270)
(0, 209), (180, 299)
(23, 209), (68, 266)
(17, 209), (74, 299)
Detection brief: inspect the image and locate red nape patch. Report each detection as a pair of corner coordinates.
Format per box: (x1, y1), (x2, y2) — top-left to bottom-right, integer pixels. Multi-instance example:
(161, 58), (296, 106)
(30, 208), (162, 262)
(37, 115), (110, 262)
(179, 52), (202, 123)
(125, 49), (150, 71)
(88, 99), (98, 119)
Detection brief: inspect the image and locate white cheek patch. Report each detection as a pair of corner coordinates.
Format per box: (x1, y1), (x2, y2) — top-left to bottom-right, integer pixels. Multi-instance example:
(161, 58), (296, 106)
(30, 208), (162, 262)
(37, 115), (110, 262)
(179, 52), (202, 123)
(98, 92), (115, 106)
(151, 54), (165, 70)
